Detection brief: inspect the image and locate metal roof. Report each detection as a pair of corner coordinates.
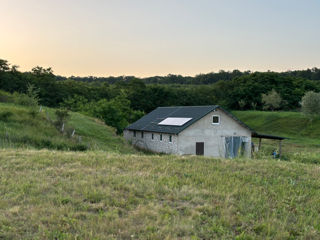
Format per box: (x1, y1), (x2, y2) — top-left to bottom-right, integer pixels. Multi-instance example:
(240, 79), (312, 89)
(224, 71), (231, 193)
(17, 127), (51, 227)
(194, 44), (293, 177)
(125, 105), (254, 134)
(252, 133), (287, 140)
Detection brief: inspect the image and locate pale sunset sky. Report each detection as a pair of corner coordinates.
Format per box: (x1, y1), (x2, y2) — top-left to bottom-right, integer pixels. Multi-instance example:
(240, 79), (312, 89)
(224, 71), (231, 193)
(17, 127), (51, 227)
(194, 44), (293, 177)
(0, 0), (319, 77)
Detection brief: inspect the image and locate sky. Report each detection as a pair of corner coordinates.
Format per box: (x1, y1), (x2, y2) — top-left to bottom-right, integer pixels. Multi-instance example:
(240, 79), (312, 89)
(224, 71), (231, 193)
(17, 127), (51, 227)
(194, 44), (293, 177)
(0, 0), (319, 77)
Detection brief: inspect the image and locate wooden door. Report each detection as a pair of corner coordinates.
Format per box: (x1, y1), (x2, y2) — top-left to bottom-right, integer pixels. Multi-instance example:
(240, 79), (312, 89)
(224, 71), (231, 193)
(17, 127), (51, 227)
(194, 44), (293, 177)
(196, 142), (204, 155)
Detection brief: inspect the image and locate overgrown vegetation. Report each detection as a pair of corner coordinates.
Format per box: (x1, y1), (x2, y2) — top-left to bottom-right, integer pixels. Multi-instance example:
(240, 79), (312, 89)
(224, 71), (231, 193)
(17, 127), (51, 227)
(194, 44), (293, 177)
(0, 102), (135, 153)
(0, 150), (319, 239)
(1, 58), (320, 239)
(301, 91), (320, 118)
(1, 58), (320, 132)
(261, 89), (283, 111)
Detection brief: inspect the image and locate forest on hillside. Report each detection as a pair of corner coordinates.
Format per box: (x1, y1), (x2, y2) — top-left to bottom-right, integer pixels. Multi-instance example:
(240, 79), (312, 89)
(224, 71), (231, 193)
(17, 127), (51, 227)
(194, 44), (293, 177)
(1, 58), (320, 132)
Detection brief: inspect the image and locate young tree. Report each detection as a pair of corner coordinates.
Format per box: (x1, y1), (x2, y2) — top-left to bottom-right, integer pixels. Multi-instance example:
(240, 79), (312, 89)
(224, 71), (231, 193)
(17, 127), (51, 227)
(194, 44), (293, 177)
(93, 93), (143, 134)
(261, 89), (282, 111)
(54, 108), (70, 132)
(26, 83), (40, 106)
(14, 83), (40, 108)
(301, 91), (320, 118)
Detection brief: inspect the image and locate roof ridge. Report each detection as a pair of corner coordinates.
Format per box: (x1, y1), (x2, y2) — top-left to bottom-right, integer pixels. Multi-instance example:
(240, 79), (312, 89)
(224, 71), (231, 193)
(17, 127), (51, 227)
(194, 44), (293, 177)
(157, 105), (218, 108)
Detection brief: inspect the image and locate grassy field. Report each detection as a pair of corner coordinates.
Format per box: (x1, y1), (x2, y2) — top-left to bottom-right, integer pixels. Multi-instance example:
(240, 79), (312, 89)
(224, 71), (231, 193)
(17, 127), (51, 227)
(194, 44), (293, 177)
(0, 149), (319, 239)
(0, 103), (135, 153)
(1, 104), (320, 239)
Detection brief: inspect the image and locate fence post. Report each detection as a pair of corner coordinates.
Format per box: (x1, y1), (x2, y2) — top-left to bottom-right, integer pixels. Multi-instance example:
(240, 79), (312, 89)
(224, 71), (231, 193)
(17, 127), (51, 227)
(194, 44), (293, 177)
(279, 140), (282, 159)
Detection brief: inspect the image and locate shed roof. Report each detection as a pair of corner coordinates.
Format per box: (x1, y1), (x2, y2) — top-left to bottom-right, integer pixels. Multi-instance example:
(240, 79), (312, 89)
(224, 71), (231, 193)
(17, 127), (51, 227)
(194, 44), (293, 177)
(252, 133), (287, 140)
(125, 105), (254, 134)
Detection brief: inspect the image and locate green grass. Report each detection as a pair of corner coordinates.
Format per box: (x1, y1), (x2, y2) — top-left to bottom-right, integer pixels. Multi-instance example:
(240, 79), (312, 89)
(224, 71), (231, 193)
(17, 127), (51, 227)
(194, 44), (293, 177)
(233, 110), (320, 146)
(1, 104), (320, 238)
(0, 103), (135, 153)
(0, 149), (319, 239)
(233, 111), (320, 163)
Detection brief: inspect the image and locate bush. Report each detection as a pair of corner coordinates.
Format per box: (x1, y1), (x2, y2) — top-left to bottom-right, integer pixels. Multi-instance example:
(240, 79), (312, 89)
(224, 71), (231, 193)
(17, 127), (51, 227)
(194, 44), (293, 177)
(14, 93), (33, 106)
(261, 89), (282, 111)
(13, 83), (40, 107)
(93, 95), (144, 134)
(0, 111), (13, 121)
(301, 91), (320, 118)
(60, 95), (90, 112)
(28, 108), (39, 119)
(0, 90), (14, 103)
(54, 109), (70, 131)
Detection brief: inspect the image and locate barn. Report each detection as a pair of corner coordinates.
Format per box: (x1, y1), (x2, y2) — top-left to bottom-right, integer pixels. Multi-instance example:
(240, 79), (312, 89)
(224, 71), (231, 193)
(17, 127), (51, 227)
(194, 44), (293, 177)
(124, 105), (285, 158)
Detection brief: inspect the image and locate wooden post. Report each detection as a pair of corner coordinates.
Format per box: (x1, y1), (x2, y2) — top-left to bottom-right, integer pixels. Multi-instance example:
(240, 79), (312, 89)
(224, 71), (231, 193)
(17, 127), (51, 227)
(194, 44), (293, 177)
(258, 138), (262, 150)
(279, 140), (282, 159)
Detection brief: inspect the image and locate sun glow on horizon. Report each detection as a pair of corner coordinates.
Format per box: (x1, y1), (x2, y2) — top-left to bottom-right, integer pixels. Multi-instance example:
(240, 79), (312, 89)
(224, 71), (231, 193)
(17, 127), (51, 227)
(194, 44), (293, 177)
(1, 0), (319, 77)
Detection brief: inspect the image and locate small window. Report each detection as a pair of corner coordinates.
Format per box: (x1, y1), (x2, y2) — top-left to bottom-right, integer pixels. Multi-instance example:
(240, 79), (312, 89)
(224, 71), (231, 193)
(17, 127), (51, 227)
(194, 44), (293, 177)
(169, 135), (172, 142)
(160, 134), (162, 141)
(152, 133), (154, 140)
(141, 131), (144, 138)
(133, 130), (136, 137)
(212, 115), (220, 125)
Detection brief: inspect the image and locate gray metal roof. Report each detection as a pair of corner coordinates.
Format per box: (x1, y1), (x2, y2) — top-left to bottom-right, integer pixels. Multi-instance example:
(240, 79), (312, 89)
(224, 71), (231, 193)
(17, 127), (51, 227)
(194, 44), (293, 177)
(125, 105), (254, 134)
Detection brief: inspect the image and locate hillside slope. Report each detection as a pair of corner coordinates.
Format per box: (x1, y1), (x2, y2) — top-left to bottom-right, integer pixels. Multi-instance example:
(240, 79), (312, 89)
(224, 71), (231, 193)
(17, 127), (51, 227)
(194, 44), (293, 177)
(0, 103), (135, 153)
(0, 149), (319, 239)
(233, 111), (320, 145)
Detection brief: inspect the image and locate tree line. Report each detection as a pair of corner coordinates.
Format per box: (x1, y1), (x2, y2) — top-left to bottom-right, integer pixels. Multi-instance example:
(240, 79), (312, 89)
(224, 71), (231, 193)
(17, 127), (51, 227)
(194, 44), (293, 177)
(1, 58), (320, 133)
(64, 68), (320, 85)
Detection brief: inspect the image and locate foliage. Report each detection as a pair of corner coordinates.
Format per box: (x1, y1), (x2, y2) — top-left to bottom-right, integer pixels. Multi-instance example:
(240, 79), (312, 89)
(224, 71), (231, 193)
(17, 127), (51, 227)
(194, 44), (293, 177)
(92, 94), (144, 134)
(0, 111), (13, 121)
(0, 59), (10, 71)
(26, 83), (40, 105)
(261, 89), (282, 110)
(60, 94), (90, 112)
(1, 58), (320, 130)
(238, 99), (246, 109)
(301, 91), (320, 118)
(0, 90), (14, 103)
(60, 92), (144, 134)
(13, 83), (40, 107)
(55, 108), (70, 124)
(53, 108), (70, 132)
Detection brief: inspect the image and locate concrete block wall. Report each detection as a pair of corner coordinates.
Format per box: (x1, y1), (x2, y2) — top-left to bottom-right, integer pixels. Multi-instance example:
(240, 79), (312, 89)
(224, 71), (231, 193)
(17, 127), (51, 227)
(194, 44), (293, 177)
(124, 130), (178, 154)
(124, 108), (252, 158)
(177, 109), (252, 158)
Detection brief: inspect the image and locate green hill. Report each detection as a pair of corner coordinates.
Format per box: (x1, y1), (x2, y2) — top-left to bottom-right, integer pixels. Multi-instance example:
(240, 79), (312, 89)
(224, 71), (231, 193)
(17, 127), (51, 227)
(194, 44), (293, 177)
(1, 104), (320, 239)
(233, 110), (320, 145)
(0, 102), (135, 153)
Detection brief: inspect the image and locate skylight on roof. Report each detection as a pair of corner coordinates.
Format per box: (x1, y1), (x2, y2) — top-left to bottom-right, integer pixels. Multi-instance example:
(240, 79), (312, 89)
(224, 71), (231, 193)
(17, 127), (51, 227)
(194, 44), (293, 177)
(158, 117), (192, 126)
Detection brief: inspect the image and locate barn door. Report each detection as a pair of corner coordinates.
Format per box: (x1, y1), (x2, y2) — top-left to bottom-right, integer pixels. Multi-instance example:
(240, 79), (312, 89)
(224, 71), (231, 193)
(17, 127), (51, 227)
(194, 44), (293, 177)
(196, 142), (204, 155)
